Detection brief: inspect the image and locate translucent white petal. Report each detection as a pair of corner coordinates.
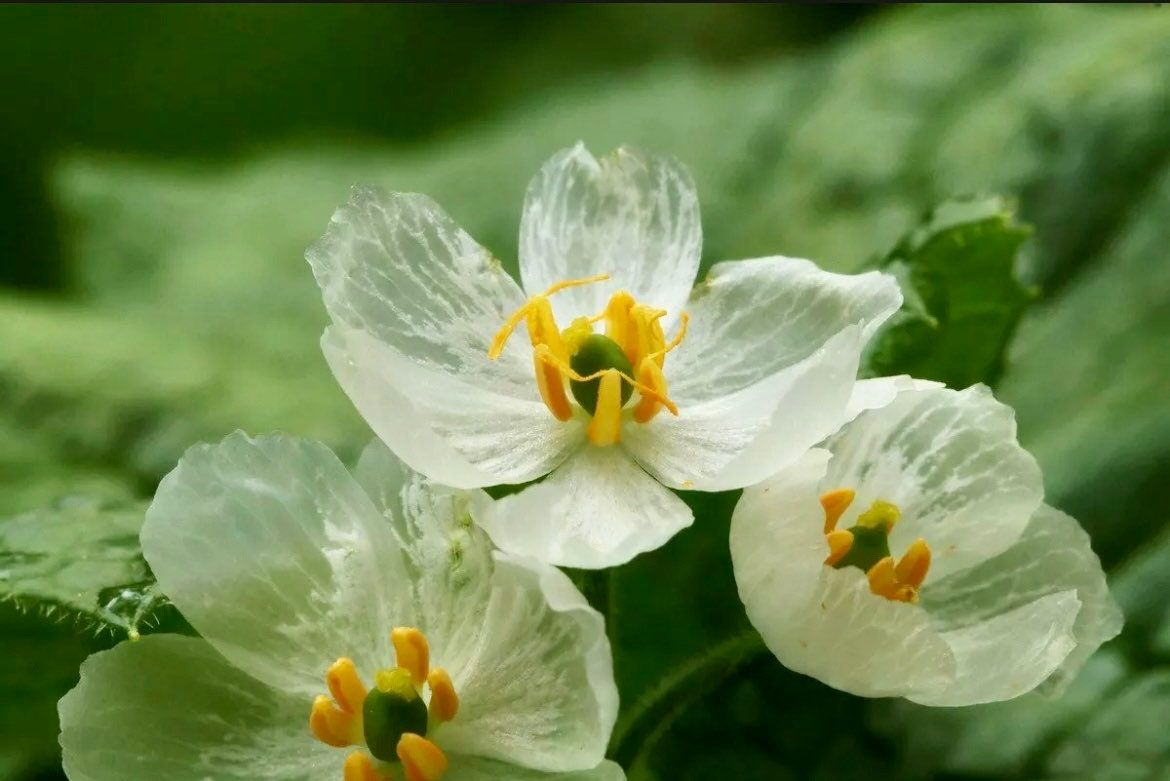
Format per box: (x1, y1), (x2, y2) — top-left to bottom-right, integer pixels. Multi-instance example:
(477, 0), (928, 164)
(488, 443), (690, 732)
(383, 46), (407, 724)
(916, 591), (1081, 707)
(446, 757), (625, 781)
(141, 432), (406, 697)
(438, 554), (616, 771)
(351, 438), (494, 678)
(823, 385), (1044, 581)
(922, 503), (1122, 697)
(355, 440), (619, 769)
(59, 635), (335, 781)
(325, 327), (584, 488)
(626, 327), (862, 492)
(844, 376), (944, 423)
(665, 256), (902, 403)
(308, 186), (530, 397)
(476, 446), (694, 569)
(519, 143), (701, 324)
(731, 451), (957, 699)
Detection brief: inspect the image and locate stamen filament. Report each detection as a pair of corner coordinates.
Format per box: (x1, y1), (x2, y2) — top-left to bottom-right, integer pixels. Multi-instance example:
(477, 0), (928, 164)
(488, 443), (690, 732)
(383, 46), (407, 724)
(488, 274), (610, 360)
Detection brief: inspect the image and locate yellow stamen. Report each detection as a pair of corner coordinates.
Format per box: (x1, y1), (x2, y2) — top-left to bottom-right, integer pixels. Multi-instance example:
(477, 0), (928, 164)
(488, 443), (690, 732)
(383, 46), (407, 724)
(648, 311), (688, 362)
(603, 291), (637, 358)
(819, 488), (856, 534)
(588, 371), (624, 446)
(866, 556), (901, 599)
(533, 351), (573, 421)
(391, 628), (430, 688)
(629, 304), (667, 368)
(344, 752), (391, 781)
(561, 316), (595, 357)
(632, 357), (669, 424)
(397, 734), (449, 781)
(856, 500), (900, 531)
(426, 668), (459, 724)
(895, 538), (932, 590)
(823, 529), (854, 566)
(488, 274), (610, 360)
(326, 658), (368, 715)
(534, 345), (679, 417)
(311, 695), (363, 748)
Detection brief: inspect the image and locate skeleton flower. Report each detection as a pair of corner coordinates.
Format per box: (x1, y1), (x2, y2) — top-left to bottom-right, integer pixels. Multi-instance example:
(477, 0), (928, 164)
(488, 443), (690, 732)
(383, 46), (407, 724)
(730, 385), (1122, 706)
(58, 433), (621, 781)
(308, 143), (902, 568)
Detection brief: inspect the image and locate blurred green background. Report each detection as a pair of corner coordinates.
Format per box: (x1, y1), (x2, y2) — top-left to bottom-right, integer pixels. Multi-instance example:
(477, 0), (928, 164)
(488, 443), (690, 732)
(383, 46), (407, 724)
(3, 4), (1170, 780)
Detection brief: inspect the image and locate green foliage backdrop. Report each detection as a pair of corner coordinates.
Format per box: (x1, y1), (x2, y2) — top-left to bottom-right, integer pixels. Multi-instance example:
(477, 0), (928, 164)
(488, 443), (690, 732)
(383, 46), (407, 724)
(2, 5), (1169, 780)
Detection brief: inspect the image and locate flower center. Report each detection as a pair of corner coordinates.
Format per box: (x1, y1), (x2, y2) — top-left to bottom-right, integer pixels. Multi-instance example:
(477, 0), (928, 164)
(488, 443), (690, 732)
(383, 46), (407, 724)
(488, 274), (689, 447)
(310, 627), (458, 781)
(819, 488), (932, 604)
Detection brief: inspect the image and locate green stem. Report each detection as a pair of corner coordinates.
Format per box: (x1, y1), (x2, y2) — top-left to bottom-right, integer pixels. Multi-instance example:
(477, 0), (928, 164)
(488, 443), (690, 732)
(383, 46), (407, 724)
(609, 629), (768, 769)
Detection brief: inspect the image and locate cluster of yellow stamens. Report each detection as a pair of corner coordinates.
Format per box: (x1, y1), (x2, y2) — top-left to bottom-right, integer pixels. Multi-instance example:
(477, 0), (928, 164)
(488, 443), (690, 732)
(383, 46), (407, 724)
(310, 627), (459, 781)
(819, 488), (932, 603)
(488, 274), (688, 446)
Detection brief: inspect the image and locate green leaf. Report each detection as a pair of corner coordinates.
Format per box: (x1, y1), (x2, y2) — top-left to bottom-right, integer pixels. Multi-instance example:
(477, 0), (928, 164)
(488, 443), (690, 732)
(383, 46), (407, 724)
(0, 495), (164, 637)
(863, 196), (1036, 387)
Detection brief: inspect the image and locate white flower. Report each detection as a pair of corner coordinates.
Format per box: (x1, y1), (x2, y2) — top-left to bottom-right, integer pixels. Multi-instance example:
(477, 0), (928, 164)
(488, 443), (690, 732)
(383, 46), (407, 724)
(308, 143), (902, 568)
(730, 385), (1122, 706)
(58, 433), (621, 781)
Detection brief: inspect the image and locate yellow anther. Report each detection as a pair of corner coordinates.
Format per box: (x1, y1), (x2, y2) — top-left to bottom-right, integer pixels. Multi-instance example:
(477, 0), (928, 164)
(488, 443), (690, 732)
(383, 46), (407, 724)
(533, 350), (573, 421)
(819, 488), (856, 534)
(587, 371), (624, 446)
(397, 734), (449, 781)
(391, 628), (430, 688)
(488, 274), (610, 360)
(603, 290), (637, 357)
(865, 556), (902, 601)
(823, 529), (854, 566)
(895, 538), (932, 590)
(311, 695), (363, 748)
(326, 658), (368, 715)
(632, 357), (669, 424)
(426, 668), (459, 724)
(856, 500), (901, 532)
(344, 752), (391, 781)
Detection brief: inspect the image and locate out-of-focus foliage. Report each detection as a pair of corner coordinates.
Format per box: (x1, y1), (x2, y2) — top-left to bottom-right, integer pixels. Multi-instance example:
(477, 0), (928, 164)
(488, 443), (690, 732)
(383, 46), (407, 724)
(2, 4), (1169, 780)
(864, 197), (1034, 388)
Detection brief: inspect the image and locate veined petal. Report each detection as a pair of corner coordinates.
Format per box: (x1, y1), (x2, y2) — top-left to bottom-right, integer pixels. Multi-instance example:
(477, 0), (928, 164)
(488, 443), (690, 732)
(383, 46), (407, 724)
(625, 327), (862, 492)
(917, 591), (1081, 707)
(325, 327), (584, 488)
(921, 503), (1122, 698)
(731, 450), (956, 699)
(445, 757), (625, 781)
(59, 635), (334, 781)
(438, 554), (617, 771)
(519, 143), (701, 324)
(141, 432), (406, 697)
(355, 440), (619, 769)
(475, 446), (694, 569)
(823, 385), (1043, 581)
(308, 186), (531, 397)
(351, 439), (495, 680)
(665, 256), (902, 403)
(844, 376), (944, 423)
